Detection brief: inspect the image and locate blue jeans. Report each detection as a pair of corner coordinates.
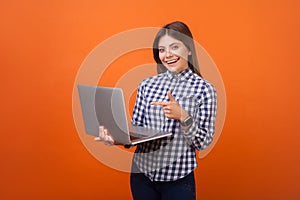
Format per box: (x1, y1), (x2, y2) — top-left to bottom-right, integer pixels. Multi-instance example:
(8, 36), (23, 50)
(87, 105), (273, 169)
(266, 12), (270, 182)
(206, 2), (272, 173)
(130, 163), (196, 200)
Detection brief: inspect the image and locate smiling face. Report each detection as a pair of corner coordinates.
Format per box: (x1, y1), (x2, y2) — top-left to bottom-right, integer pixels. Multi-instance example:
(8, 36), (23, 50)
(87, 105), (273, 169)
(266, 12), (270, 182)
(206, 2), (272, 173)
(158, 34), (190, 74)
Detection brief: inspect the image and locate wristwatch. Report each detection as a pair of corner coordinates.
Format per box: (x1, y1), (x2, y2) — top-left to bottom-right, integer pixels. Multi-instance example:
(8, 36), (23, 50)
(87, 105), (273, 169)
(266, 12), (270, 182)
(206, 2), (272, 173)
(180, 115), (193, 127)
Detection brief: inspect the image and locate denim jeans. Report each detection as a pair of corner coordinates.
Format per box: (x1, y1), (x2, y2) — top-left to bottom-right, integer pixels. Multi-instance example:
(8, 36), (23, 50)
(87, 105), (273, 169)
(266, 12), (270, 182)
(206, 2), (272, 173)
(130, 162), (196, 200)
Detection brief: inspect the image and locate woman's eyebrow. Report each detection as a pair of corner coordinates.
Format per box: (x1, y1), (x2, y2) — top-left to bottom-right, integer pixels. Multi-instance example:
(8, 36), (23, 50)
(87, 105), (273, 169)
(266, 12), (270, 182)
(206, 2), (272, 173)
(159, 42), (181, 48)
(170, 42), (181, 46)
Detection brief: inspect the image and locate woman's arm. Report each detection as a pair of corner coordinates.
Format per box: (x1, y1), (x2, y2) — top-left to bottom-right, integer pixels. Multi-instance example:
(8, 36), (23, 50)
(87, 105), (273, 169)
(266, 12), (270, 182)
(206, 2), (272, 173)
(182, 84), (217, 150)
(151, 84), (217, 150)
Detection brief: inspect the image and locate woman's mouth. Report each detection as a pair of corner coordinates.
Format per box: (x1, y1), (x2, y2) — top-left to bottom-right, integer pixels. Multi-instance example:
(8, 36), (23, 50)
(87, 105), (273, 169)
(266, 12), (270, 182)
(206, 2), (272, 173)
(165, 57), (180, 65)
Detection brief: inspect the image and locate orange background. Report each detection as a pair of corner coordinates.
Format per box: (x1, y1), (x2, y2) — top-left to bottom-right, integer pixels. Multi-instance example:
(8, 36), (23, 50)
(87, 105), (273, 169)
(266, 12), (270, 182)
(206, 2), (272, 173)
(1, 0), (300, 199)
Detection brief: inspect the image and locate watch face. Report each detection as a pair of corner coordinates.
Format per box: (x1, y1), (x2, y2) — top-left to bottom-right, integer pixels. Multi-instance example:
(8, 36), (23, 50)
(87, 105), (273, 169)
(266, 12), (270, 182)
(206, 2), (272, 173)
(182, 116), (193, 126)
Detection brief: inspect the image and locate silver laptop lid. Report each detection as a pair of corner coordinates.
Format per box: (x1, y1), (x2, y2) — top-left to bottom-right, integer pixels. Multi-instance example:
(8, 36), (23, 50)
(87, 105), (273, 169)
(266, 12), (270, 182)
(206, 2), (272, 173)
(77, 84), (131, 144)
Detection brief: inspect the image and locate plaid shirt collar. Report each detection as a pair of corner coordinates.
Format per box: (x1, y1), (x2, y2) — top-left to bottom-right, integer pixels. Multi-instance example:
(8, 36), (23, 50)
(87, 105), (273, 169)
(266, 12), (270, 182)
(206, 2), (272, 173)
(165, 67), (194, 82)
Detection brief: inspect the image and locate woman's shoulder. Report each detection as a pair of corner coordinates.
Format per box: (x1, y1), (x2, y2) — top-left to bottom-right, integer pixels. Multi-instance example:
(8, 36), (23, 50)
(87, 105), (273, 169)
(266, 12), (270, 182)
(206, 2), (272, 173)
(190, 73), (214, 86)
(188, 73), (216, 94)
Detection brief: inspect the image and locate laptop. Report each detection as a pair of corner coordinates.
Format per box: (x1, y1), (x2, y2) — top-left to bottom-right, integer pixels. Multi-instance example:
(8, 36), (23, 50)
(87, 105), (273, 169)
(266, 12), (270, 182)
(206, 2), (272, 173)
(77, 84), (172, 146)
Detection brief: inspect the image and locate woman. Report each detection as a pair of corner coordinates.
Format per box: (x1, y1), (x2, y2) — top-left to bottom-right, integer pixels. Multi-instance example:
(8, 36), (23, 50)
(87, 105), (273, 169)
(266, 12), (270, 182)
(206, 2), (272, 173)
(97, 21), (217, 200)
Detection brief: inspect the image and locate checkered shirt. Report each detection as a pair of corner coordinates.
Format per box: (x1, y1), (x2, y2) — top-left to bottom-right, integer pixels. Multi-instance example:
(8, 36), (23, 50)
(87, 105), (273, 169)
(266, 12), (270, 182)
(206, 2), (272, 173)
(131, 68), (217, 182)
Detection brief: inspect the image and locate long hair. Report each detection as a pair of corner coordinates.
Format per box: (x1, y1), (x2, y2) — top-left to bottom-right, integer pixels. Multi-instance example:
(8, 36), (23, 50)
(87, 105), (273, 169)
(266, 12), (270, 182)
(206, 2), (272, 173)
(153, 21), (202, 77)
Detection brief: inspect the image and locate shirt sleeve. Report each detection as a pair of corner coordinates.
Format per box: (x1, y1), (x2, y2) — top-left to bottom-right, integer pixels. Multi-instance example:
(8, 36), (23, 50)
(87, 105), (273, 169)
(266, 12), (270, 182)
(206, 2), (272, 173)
(131, 81), (146, 126)
(182, 83), (217, 150)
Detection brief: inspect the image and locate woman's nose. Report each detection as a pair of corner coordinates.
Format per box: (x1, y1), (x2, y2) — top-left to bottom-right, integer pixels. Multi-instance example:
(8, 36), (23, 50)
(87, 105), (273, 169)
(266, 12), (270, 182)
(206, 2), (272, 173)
(166, 49), (173, 57)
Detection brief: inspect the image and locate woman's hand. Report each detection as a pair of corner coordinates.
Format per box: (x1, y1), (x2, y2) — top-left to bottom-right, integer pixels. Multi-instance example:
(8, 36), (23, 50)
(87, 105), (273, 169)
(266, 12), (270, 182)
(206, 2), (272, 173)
(94, 126), (115, 146)
(151, 91), (189, 122)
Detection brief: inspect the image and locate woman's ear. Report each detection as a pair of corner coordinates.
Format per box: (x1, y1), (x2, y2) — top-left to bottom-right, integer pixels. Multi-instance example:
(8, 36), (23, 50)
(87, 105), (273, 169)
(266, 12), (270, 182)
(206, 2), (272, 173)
(188, 51), (192, 55)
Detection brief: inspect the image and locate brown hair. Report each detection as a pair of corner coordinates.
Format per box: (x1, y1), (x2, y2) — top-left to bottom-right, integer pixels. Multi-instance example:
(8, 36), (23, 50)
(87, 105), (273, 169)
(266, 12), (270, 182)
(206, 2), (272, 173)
(153, 21), (202, 77)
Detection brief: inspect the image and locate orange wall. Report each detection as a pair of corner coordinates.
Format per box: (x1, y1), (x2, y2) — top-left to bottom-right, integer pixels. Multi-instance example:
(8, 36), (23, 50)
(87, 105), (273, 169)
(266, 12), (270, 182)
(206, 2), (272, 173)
(1, 0), (300, 199)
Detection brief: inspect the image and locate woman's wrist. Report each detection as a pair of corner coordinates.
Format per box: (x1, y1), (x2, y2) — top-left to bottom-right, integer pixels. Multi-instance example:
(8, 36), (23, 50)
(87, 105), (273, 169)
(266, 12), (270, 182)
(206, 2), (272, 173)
(180, 109), (189, 123)
(180, 109), (193, 128)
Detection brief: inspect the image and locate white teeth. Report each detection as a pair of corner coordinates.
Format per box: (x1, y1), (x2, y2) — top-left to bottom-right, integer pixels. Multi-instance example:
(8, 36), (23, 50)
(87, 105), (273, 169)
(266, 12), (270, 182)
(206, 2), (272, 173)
(166, 58), (179, 64)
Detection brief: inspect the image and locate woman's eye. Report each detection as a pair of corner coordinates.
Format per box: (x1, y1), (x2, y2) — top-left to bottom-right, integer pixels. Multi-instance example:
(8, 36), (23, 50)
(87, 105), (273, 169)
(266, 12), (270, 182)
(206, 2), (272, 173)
(159, 48), (165, 53)
(172, 45), (179, 50)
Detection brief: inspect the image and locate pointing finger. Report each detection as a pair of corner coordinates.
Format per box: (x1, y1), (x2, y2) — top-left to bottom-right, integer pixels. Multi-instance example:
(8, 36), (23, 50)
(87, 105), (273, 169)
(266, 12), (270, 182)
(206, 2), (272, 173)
(151, 101), (169, 106)
(168, 91), (176, 102)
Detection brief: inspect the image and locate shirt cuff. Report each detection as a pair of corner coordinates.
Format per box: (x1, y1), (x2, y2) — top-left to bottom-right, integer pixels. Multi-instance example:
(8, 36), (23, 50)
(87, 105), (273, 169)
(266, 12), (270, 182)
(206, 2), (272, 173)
(182, 121), (197, 144)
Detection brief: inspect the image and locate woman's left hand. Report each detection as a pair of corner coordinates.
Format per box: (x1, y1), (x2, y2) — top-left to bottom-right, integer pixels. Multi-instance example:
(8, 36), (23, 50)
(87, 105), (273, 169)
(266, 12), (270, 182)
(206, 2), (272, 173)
(151, 91), (189, 122)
